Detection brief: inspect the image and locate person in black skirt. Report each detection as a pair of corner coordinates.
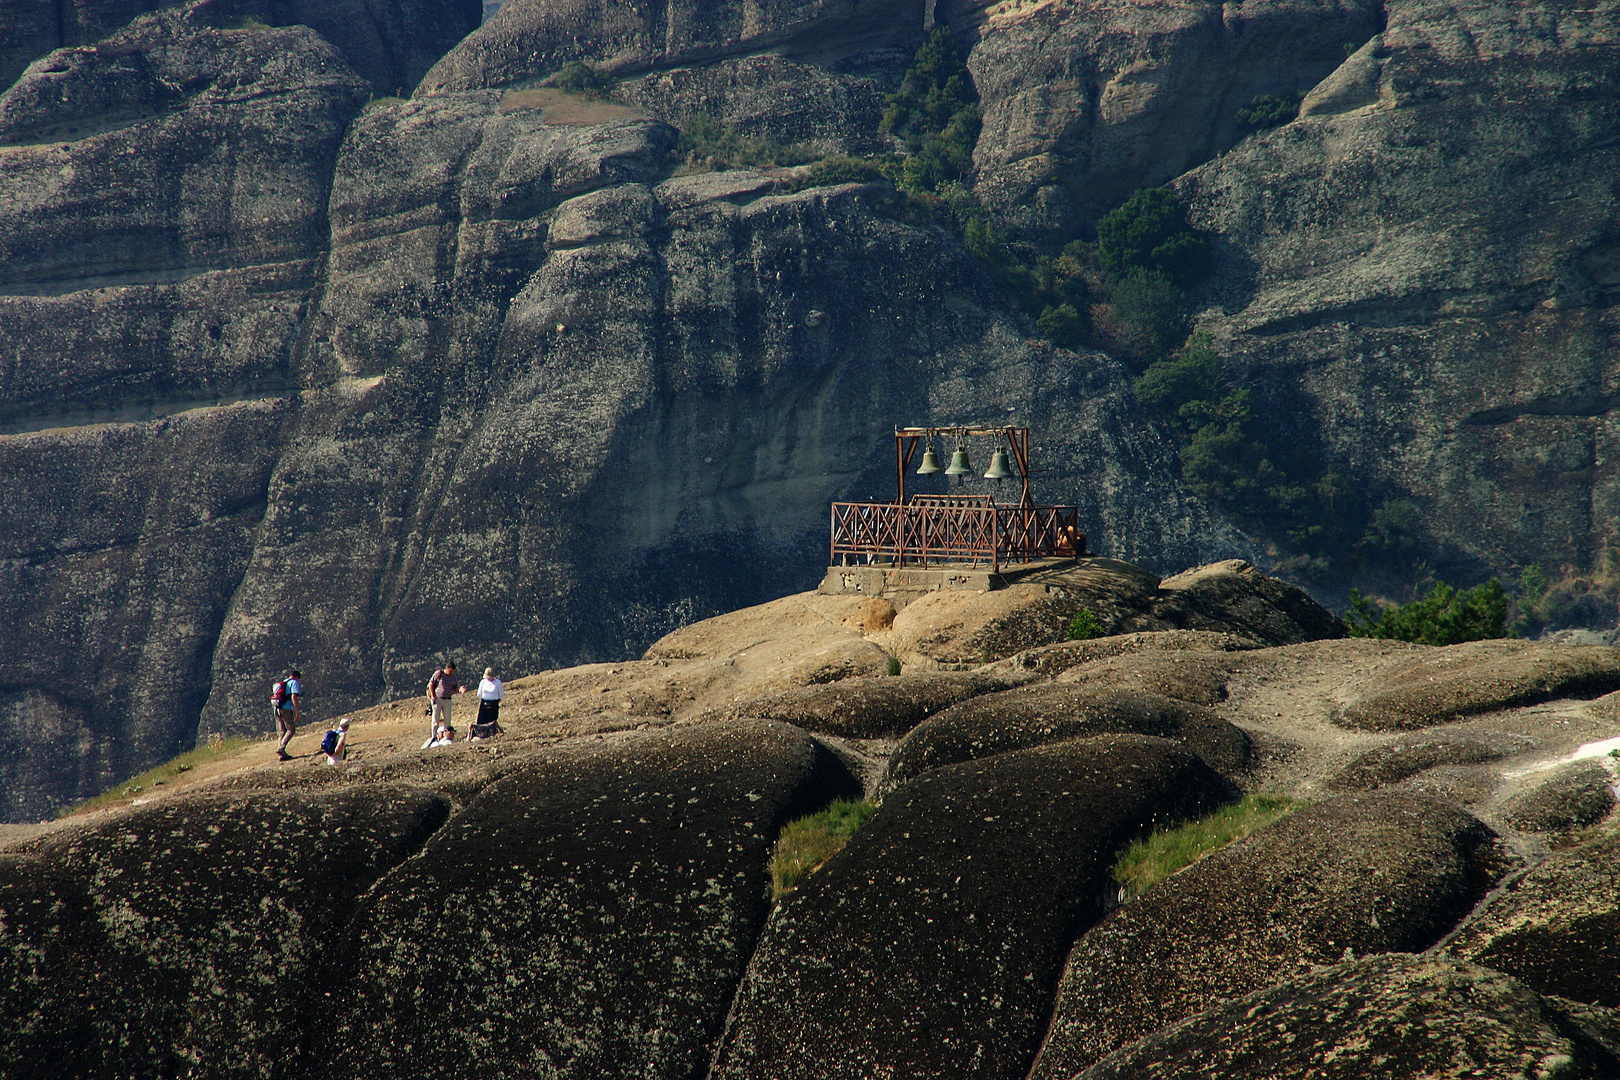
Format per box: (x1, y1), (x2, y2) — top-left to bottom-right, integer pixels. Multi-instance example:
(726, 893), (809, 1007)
(472, 666), (504, 738)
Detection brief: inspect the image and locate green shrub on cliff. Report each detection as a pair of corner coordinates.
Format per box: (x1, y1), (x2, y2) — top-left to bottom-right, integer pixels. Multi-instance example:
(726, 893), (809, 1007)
(1237, 92), (1302, 132)
(1112, 793), (1305, 901)
(880, 27), (980, 186)
(794, 154), (888, 189)
(1511, 551), (1620, 636)
(549, 60), (616, 100)
(1097, 267), (1188, 362)
(1096, 187), (1211, 288)
(770, 799), (877, 899)
(1067, 608), (1106, 640)
(674, 113), (812, 171)
(1133, 333), (1374, 560)
(1345, 579), (1511, 644)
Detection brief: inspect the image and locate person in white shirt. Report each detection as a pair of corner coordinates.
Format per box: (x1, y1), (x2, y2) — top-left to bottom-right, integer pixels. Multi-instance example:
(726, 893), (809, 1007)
(421, 725), (455, 749)
(473, 667), (504, 736)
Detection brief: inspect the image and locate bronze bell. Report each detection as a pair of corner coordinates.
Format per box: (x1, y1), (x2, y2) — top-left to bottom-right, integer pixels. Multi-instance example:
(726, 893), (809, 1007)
(917, 447), (943, 475)
(944, 446), (974, 477)
(983, 448), (1014, 481)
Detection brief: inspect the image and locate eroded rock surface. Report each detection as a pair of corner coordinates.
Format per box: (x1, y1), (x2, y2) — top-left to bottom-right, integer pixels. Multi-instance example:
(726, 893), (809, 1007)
(0, 10), (368, 821)
(963, 0), (1385, 240)
(0, 787), (450, 1078)
(709, 734), (1238, 1080)
(869, 558), (1337, 667)
(709, 670), (1033, 738)
(1029, 792), (1512, 1078)
(1448, 828), (1620, 1007)
(1334, 642), (1620, 731)
(882, 684), (1251, 789)
(1500, 759), (1619, 833)
(1330, 733), (1533, 792)
(0, 0), (479, 97)
(420, 0), (926, 93)
(325, 720), (856, 1078)
(1072, 954), (1620, 1080)
(1182, 0), (1620, 588)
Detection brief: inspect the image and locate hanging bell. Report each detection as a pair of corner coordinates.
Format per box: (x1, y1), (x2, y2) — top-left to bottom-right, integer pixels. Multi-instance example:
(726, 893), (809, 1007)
(944, 446), (973, 477)
(983, 448), (1014, 482)
(917, 447), (943, 475)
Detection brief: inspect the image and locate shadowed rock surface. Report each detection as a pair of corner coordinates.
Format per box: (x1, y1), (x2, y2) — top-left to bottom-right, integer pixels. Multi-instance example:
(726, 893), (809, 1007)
(1448, 828), (1620, 1008)
(1330, 733), (1531, 791)
(988, 630), (1259, 680)
(1334, 642), (1620, 731)
(708, 735), (1238, 1080)
(0, 787), (450, 1079)
(322, 720), (858, 1079)
(1054, 650), (1234, 704)
(1500, 759), (1619, 833)
(1072, 954), (1620, 1080)
(708, 670), (1034, 738)
(883, 684), (1252, 789)
(1029, 792), (1512, 1078)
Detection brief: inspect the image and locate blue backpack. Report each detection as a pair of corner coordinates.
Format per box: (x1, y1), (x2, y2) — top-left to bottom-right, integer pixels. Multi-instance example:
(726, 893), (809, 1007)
(320, 729), (340, 755)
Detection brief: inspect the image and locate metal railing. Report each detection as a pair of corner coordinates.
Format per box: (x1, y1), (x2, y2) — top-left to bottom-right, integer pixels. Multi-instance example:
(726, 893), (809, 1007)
(830, 500), (1081, 573)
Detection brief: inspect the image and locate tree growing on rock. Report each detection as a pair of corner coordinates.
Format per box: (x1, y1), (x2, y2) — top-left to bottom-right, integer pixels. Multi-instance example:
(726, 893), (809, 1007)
(879, 27), (981, 190)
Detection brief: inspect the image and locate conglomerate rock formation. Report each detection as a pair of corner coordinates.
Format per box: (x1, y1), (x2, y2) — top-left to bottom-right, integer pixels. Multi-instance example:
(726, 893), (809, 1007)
(3, 565), (1620, 1078)
(0, 0), (1617, 841)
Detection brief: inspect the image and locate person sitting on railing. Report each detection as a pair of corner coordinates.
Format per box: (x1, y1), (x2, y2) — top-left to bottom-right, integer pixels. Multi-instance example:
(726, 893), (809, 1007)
(1056, 525), (1088, 556)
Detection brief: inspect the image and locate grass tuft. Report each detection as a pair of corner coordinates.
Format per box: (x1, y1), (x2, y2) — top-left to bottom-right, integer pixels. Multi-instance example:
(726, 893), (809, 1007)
(60, 737), (248, 817)
(769, 798), (876, 900)
(1111, 793), (1304, 902)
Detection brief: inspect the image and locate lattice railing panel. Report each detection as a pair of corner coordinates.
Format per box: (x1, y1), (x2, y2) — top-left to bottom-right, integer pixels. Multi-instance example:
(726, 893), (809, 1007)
(831, 502), (1080, 571)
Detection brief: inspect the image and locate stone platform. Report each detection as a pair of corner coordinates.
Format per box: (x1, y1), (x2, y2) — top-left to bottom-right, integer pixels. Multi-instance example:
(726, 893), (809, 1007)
(817, 558), (1080, 609)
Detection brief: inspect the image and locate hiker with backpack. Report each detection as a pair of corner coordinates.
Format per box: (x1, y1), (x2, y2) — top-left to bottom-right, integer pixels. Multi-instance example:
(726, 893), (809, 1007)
(426, 662), (467, 737)
(272, 669), (302, 761)
(320, 718), (351, 765)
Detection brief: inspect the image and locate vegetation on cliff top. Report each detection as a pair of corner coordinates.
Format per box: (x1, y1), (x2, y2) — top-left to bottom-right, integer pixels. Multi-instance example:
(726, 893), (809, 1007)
(1346, 579), (1511, 645)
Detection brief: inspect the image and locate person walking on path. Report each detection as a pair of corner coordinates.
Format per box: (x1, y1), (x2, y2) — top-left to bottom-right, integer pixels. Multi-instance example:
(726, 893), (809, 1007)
(472, 667), (504, 738)
(273, 669), (302, 761)
(426, 662), (467, 737)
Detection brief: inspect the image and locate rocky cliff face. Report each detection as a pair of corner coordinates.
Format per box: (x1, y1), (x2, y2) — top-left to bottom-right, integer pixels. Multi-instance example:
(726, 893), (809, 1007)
(0, 1), (480, 96)
(963, 0), (1386, 241)
(1181, 0), (1620, 585)
(2, 0), (1619, 824)
(0, 0), (1236, 820)
(3, 570), (1619, 1078)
